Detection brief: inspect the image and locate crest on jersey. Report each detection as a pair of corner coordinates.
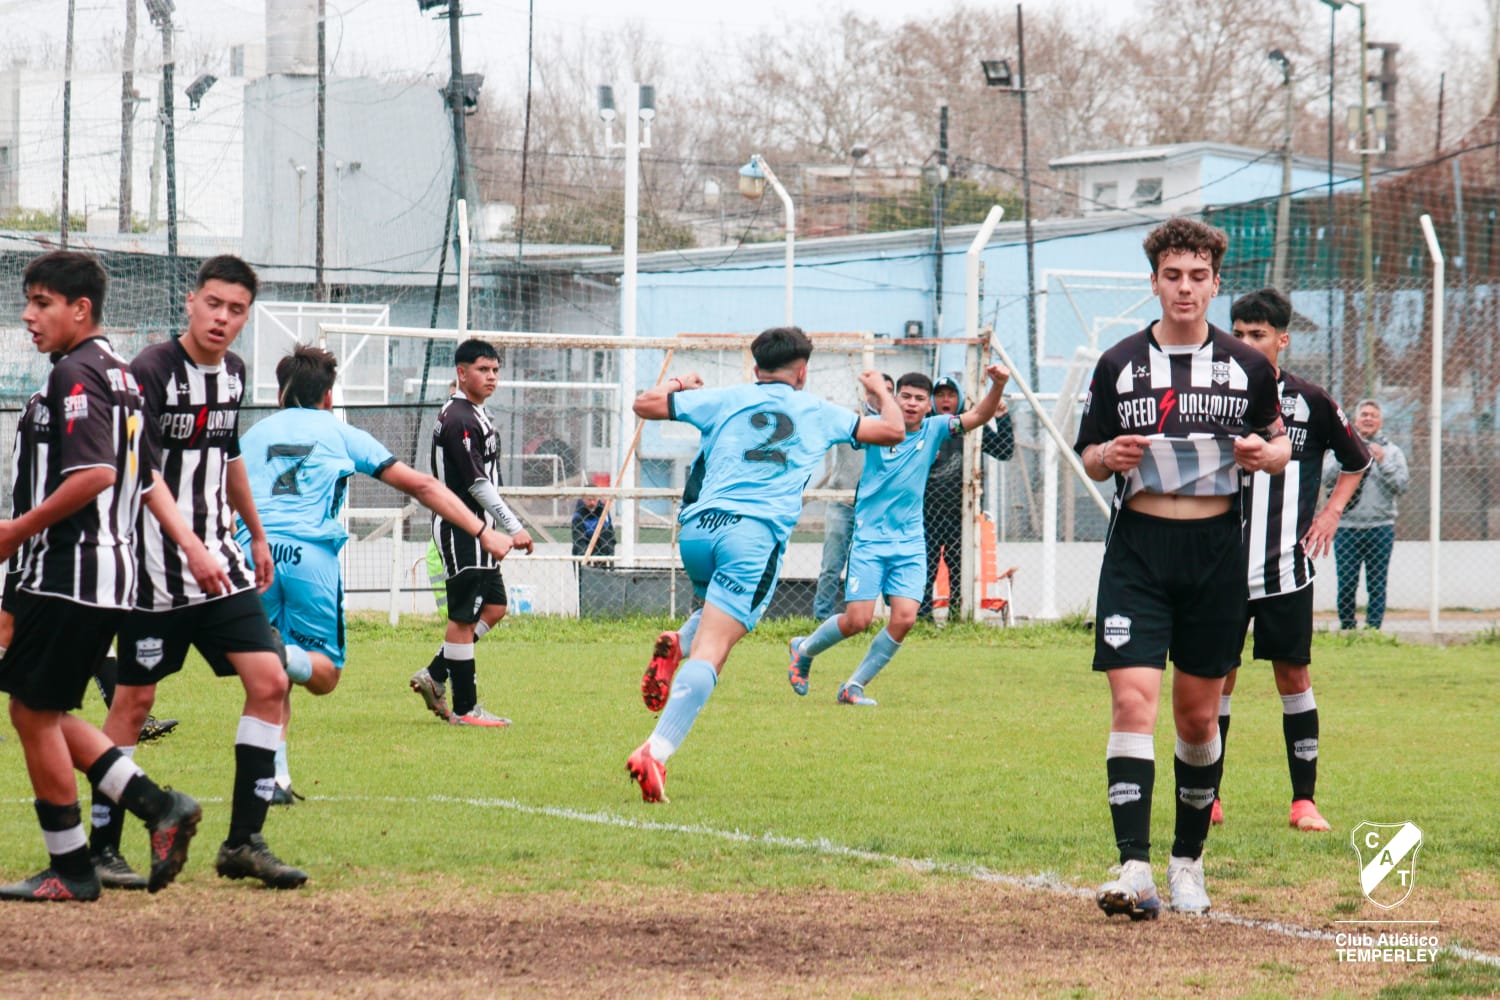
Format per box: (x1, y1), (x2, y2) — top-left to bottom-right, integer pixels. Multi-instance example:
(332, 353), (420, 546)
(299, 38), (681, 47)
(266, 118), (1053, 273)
(135, 636), (164, 669)
(1351, 821), (1422, 909)
(1281, 394), (1298, 417)
(1211, 361), (1231, 386)
(226, 373), (243, 399)
(1102, 614), (1132, 649)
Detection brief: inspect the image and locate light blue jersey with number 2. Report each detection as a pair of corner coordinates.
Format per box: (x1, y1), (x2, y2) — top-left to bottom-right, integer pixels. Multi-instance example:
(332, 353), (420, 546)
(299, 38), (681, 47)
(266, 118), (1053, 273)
(671, 382), (859, 544)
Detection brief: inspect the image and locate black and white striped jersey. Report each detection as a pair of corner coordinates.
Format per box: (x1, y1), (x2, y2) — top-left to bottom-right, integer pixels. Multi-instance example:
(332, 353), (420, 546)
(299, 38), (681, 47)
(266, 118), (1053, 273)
(431, 394), (500, 574)
(12, 337), (151, 609)
(1075, 323), (1282, 504)
(130, 338), (255, 609)
(1244, 370), (1370, 598)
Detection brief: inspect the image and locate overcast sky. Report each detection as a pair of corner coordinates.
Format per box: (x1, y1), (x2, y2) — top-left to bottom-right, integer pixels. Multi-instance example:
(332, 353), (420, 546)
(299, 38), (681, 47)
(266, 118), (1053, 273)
(4, 0), (1493, 85)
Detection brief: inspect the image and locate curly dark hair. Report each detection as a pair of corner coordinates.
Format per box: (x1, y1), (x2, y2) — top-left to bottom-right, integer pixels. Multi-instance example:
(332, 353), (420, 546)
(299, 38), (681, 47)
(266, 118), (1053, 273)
(1142, 217), (1229, 275)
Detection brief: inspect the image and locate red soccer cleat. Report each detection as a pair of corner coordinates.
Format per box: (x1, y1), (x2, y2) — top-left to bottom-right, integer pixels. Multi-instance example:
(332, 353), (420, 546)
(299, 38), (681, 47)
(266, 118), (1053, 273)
(1289, 799), (1331, 832)
(1210, 797), (1224, 826)
(626, 742), (669, 803)
(641, 631), (682, 713)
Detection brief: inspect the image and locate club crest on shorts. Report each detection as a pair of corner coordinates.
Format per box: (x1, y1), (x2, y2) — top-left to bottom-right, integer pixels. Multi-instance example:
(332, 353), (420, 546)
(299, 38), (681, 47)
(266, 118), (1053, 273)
(847, 575), (862, 595)
(1351, 821), (1422, 909)
(134, 636), (164, 669)
(1211, 361), (1231, 386)
(1102, 614), (1132, 649)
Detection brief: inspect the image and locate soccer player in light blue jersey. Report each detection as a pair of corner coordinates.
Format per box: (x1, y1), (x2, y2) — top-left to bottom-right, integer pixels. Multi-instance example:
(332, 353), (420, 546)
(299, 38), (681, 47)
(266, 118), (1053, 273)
(238, 345), (510, 800)
(626, 327), (904, 802)
(787, 363), (1008, 705)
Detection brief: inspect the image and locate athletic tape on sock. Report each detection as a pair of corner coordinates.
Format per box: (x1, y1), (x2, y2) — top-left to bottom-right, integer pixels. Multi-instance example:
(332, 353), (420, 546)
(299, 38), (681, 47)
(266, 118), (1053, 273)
(42, 825), (87, 855)
(1175, 733), (1223, 767)
(97, 756), (144, 802)
(1281, 688), (1316, 715)
(1219, 694), (1232, 715)
(443, 641), (475, 660)
(1106, 731), (1155, 761)
(236, 714), (283, 751)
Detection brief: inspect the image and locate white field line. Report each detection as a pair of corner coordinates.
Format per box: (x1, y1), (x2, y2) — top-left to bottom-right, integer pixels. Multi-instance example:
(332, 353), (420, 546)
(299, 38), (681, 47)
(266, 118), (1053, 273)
(9, 791), (1496, 968)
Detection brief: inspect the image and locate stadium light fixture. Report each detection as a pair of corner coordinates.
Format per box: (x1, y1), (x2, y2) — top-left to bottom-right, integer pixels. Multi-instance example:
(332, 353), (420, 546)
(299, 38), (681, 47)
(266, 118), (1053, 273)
(185, 74), (216, 111)
(739, 155), (794, 324)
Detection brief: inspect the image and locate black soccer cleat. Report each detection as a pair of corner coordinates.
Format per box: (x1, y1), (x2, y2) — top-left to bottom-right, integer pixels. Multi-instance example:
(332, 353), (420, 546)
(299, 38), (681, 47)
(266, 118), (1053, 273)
(0, 867), (101, 902)
(147, 790), (202, 893)
(92, 845), (148, 891)
(270, 785), (305, 806)
(215, 833), (308, 889)
(137, 715), (180, 744)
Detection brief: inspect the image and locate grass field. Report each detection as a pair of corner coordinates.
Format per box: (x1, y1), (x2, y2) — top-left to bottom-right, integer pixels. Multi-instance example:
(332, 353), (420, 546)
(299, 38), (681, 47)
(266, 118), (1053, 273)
(0, 615), (1496, 997)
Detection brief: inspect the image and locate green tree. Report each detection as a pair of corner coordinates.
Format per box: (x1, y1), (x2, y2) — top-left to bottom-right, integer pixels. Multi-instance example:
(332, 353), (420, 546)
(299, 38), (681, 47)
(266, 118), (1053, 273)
(526, 197), (696, 253)
(865, 177), (1021, 234)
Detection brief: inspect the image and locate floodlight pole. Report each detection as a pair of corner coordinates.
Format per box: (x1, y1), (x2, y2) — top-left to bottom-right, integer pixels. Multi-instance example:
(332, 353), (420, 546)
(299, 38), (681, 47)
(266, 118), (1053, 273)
(753, 154), (795, 325)
(1419, 214), (1443, 633)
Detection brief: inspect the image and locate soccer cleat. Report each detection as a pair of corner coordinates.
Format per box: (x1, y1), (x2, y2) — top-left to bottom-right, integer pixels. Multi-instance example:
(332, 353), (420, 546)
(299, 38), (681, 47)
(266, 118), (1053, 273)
(410, 668), (451, 721)
(787, 637), (811, 696)
(270, 785), (305, 806)
(1289, 799), (1331, 832)
(137, 715), (179, 744)
(147, 790), (201, 893)
(1097, 859), (1160, 921)
(92, 845), (147, 891)
(1210, 797), (1224, 826)
(626, 742), (669, 803)
(215, 833), (309, 889)
(0, 867), (101, 902)
(449, 704), (511, 727)
(1167, 855), (1211, 915)
(837, 683), (877, 707)
(641, 631), (682, 712)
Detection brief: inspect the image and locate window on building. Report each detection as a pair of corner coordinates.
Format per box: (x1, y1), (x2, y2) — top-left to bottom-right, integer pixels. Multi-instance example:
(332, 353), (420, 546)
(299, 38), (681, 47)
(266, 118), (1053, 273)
(1091, 182), (1117, 210)
(1132, 177), (1163, 207)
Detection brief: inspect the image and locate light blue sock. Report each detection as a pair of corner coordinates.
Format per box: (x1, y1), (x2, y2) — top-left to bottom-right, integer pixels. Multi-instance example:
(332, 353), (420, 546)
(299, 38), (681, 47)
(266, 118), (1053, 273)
(285, 644), (313, 684)
(801, 615), (848, 660)
(677, 608), (703, 654)
(850, 628), (902, 689)
(650, 658), (717, 759)
(274, 740), (291, 785)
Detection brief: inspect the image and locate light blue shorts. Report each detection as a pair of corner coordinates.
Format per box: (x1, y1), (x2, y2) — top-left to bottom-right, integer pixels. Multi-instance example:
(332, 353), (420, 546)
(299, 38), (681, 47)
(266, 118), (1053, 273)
(844, 536), (926, 604)
(677, 511), (783, 632)
(243, 533), (346, 669)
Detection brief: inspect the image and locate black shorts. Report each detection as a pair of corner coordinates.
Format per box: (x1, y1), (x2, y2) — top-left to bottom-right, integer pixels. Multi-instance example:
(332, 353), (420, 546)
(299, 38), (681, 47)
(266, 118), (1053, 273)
(117, 589), (280, 686)
(445, 568), (506, 624)
(2, 571), (19, 613)
(1236, 585), (1314, 667)
(0, 592), (122, 711)
(1093, 507), (1247, 679)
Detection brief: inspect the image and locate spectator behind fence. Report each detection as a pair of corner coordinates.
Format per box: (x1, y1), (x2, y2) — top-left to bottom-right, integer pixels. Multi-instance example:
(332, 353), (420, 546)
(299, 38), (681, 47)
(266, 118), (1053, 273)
(812, 374), (893, 621)
(571, 495), (616, 562)
(919, 374), (1014, 620)
(1323, 399), (1408, 630)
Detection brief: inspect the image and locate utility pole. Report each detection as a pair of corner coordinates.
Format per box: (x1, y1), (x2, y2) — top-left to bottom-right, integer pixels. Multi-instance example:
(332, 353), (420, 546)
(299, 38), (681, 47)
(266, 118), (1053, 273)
(1357, 3), (1374, 396)
(119, 0), (137, 233)
(933, 104), (948, 341)
(1017, 3), (1037, 397)
(1269, 49), (1293, 290)
(62, 0), (75, 246)
(315, 0), (326, 301)
(145, 0), (178, 261)
(447, 0), (471, 214)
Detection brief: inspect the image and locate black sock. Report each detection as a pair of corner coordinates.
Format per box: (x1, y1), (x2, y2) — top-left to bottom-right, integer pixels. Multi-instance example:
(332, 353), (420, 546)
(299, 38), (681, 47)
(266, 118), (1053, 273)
(228, 743), (275, 847)
(1106, 756), (1154, 864)
(448, 657), (476, 716)
(1284, 708), (1320, 802)
(35, 799), (92, 880)
(1171, 746), (1223, 860)
(93, 655), (118, 708)
(1217, 709), (1231, 798)
(426, 650), (448, 685)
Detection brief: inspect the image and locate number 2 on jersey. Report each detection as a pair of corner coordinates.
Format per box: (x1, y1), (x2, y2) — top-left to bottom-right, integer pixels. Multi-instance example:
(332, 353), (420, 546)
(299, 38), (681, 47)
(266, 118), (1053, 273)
(743, 411), (794, 466)
(267, 443), (315, 495)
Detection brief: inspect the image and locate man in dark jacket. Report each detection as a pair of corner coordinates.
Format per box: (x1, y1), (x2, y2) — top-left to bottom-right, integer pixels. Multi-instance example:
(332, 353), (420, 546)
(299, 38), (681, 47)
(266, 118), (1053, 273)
(918, 374), (1014, 620)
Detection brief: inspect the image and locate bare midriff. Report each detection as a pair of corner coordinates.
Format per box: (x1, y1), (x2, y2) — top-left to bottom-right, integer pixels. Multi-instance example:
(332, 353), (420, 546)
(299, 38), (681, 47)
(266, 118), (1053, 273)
(1124, 492), (1232, 520)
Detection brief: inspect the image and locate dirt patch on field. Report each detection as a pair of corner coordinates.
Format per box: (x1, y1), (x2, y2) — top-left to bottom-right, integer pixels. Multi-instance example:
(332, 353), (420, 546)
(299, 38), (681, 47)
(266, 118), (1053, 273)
(0, 880), (1476, 998)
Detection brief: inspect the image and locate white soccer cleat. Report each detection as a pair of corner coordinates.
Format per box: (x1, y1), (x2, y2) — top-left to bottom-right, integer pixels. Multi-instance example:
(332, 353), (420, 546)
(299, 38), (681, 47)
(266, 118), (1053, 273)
(1167, 855), (1211, 915)
(1097, 859), (1160, 921)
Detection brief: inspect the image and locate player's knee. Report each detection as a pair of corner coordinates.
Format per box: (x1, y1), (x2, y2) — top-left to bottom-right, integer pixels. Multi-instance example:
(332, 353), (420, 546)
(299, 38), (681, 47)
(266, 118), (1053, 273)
(842, 607), (874, 634)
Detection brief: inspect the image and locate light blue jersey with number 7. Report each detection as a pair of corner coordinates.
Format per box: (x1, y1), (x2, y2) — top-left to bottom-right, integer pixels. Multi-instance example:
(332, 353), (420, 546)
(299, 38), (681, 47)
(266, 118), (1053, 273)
(669, 381), (859, 544)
